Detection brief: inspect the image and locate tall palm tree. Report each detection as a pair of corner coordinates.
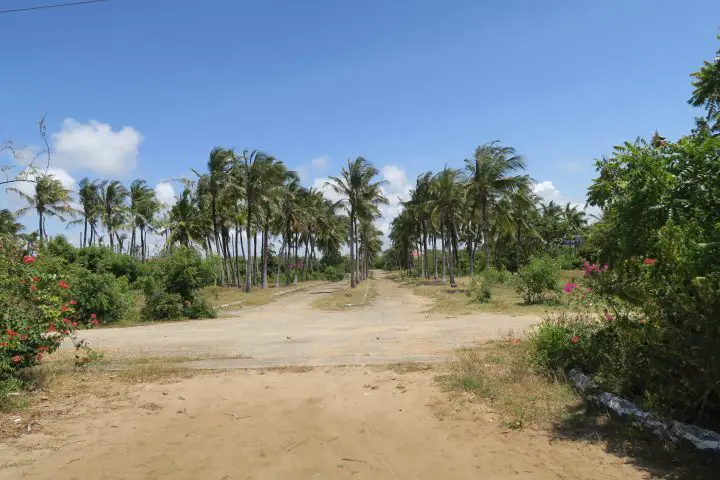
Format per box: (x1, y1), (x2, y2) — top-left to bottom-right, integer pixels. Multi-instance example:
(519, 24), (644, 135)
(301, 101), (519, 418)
(505, 183), (539, 270)
(327, 157), (387, 288)
(426, 167), (464, 287)
(465, 142), (528, 269)
(68, 178), (101, 247)
(129, 179), (160, 260)
(98, 180), (129, 252)
(0, 208), (24, 236)
(8, 174), (75, 239)
(166, 187), (202, 248)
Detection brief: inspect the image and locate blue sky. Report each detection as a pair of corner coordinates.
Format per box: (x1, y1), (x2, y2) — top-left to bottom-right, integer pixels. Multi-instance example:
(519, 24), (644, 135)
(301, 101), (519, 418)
(2, 0), (720, 241)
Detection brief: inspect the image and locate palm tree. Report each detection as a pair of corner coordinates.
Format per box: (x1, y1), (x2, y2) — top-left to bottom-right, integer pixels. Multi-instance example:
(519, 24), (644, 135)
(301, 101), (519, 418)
(68, 178), (101, 247)
(428, 167), (464, 287)
(98, 180), (129, 252)
(506, 183), (539, 270)
(0, 208), (24, 236)
(465, 142), (528, 269)
(327, 157), (387, 288)
(129, 179), (160, 260)
(8, 174), (75, 239)
(167, 187), (202, 248)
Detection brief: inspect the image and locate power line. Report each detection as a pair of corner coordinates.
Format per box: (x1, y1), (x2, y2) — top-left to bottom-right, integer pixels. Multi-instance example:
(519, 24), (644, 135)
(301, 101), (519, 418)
(0, 0), (108, 14)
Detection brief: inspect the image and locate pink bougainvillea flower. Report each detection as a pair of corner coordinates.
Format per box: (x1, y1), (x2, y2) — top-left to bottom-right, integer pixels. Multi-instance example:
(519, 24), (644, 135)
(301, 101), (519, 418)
(63, 329), (70, 335)
(47, 324), (57, 332)
(69, 299), (77, 305)
(563, 282), (577, 293)
(60, 305), (69, 312)
(570, 335), (580, 344)
(36, 353), (44, 361)
(31, 276), (40, 282)
(604, 311), (614, 322)
(58, 280), (70, 289)
(30, 285), (37, 291)
(71, 321), (78, 328)
(23, 255), (36, 264)
(11, 355), (21, 363)
(91, 319), (100, 326)
(62, 318), (71, 325)
(6, 329), (17, 337)
(643, 258), (657, 265)
(38, 346), (49, 352)
(90, 313), (97, 320)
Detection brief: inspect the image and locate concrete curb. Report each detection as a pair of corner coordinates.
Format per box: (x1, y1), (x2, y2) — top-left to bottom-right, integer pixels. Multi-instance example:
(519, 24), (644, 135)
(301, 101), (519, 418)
(568, 368), (720, 455)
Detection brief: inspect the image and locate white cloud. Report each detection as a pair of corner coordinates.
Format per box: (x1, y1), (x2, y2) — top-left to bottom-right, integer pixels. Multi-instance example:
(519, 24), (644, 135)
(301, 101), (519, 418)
(12, 167), (77, 199)
(532, 180), (600, 218)
(154, 182), (176, 208)
(53, 118), (142, 176)
(310, 156), (328, 169)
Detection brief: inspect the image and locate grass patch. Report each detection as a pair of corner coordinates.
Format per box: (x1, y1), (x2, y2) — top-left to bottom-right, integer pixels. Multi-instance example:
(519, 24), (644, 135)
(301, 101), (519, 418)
(436, 340), (581, 430)
(385, 362), (434, 374)
(202, 281), (325, 310)
(392, 271), (585, 316)
(312, 278), (377, 310)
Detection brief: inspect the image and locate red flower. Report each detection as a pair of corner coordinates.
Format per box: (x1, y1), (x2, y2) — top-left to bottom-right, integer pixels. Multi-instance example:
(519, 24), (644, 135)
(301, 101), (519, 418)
(90, 313), (97, 320)
(19, 334), (28, 341)
(570, 335), (580, 344)
(643, 258), (657, 265)
(23, 255), (36, 264)
(38, 346), (49, 352)
(91, 319), (100, 326)
(36, 353), (44, 361)
(63, 330), (70, 335)
(11, 355), (21, 363)
(62, 318), (71, 325)
(0, 342), (8, 348)
(58, 280), (70, 289)
(47, 324), (57, 332)
(69, 299), (77, 305)
(32, 276), (40, 282)
(30, 285), (37, 291)
(6, 329), (17, 337)
(61, 305), (69, 312)
(71, 322), (78, 328)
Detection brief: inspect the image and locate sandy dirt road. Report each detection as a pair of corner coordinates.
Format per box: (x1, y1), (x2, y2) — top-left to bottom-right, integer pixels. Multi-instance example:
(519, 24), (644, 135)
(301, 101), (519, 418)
(0, 367), (648, 480)
(71, 272), (541, 367)
(0, 274), (655, 479)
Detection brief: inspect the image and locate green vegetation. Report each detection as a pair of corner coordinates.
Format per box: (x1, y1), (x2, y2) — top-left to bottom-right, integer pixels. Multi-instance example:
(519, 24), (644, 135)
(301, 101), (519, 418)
(526, 39), (720, 432)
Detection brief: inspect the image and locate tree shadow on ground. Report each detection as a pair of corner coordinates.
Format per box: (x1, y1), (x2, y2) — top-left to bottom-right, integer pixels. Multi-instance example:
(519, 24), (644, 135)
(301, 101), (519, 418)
(551, 404), (720, 479)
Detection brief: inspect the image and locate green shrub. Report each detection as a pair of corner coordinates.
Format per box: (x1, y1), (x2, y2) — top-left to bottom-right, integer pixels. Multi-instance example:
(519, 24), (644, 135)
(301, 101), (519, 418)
(72, 272), (133, 324)
(467, 275), (492, 303)
(141, 248), (217, 320)
(513, 256), (560, 304)
(323, 265), (344, 282)
(97, 252), (141, 283)
(481, 267), (511, 285)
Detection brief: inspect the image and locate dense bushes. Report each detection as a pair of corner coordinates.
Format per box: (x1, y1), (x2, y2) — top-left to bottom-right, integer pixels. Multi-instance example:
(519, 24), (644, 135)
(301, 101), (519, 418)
(512, 256), (560, 304)
(141, 248), (215, 320)
(72, 272), (134, 324)
(322, 265), (345, 282)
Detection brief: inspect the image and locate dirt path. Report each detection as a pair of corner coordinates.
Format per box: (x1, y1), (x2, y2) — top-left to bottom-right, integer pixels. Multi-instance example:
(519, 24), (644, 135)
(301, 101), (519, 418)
(0, 367), (648, 480)
(72, 272), (540, 366)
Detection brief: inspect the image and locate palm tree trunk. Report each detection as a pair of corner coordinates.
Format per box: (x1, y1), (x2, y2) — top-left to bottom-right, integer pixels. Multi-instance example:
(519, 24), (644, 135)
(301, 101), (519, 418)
(253, 228), (259, 286)
(349, 212), (356, 288)
(482, 205), (491, 270)
(432, 235), (438, 280)
(276, 240), (285, 288)
(515, 225), (522, 272)
(302, 239), (309, 281)
(448, 222), (457, 288)
(245, 212), (252, 292)
(83, 218), (88, 248)
(262, 224), (269, 289)
(293, 233), (299, 285)
(441, 224), (446, 283)
(422, 219), (429, 279)
(234, 224), (240, 287)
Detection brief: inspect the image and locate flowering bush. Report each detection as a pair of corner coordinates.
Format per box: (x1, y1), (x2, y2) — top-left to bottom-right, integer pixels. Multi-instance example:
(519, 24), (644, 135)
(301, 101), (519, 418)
(0, 236), (98, 380)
